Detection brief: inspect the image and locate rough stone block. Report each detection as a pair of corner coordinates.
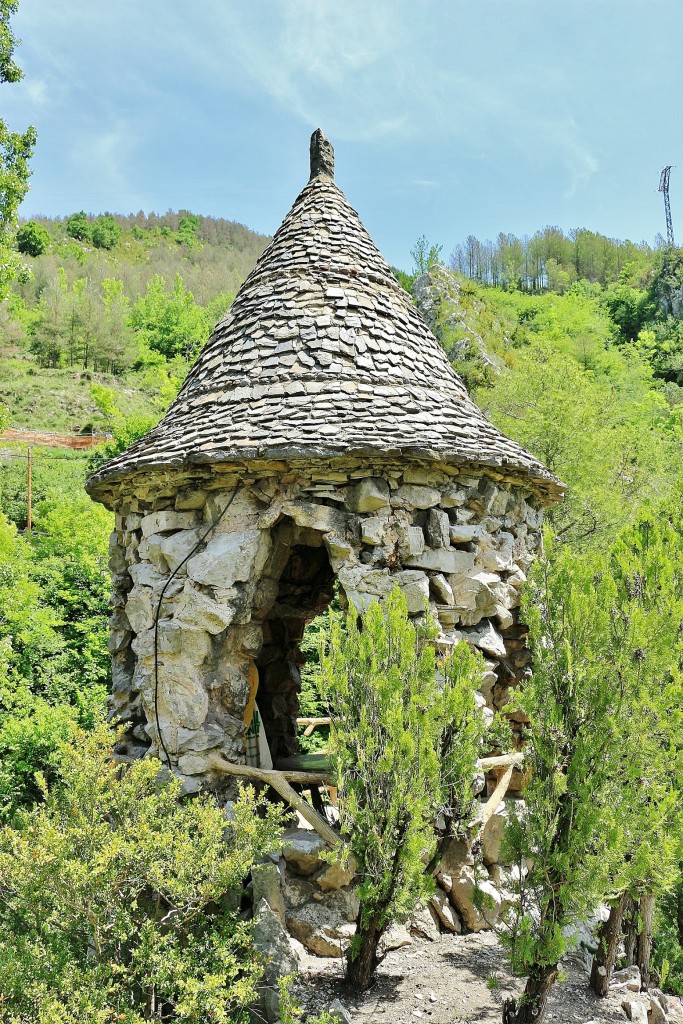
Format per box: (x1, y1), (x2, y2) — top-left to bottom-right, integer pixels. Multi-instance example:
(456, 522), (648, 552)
(282, 828), (327, 875)
(405, 548), (475, 575)
(175, 583), (236, 634)
(282, 500), (346, 534)
(449, 867), (502, 932)
(394, 484), (441, 509)
(345, 477), (390, 512)
(449, 523), (480, 544)
(315, 855), (357, 892)
(285, 890), (358, 957)
(252, 899), (299, 1006)
(141, 510), (199, 538)
(187, 529), (269, 589)
(145, 660), (209, 731)
(394, 570), (429, 613)
(324, 533), (354, 563)
(175, 723), (225, 753)
(475, 531), (516, 572)
(410, 905), (442, 941)
(472, 621), (507, 658)
(430, 890), (461, 933)
(360, 516), (387, 547)
(397, 525), (425, 557)
(175, 489), (207, 511)
(439, 485), (468, 508)
(159, 528), (204, 573)
(125, 587), (155, 634)
(430, 573), (455, 606)
(252, 862), (286, 925)
(426, 508), (450, 548)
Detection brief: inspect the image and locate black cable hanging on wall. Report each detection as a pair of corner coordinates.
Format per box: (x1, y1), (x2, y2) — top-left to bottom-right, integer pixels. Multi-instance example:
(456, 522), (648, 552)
(152, 485), (242, 770)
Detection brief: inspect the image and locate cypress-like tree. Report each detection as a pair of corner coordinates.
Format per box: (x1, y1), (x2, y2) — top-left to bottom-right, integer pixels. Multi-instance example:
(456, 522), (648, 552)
(320, 589), (484, 991)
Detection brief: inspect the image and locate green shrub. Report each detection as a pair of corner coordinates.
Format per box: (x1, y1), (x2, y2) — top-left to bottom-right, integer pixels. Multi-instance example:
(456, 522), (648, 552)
(0, 725), (285, 1023)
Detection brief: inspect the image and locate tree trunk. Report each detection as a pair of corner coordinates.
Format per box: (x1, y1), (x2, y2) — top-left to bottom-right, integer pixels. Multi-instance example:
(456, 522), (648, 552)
(636, 892), (655, 989)
(346, 914), (383, 992)
(623, 895), (637, 967)
(502, 965), (559, 1024)
(590, 891), (628, 997)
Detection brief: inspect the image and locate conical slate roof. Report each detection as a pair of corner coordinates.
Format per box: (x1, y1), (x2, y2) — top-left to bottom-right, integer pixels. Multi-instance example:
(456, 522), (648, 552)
(87, 131), (562, 501)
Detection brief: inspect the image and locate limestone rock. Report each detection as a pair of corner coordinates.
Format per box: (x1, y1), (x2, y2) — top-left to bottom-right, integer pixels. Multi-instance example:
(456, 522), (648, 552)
(382, 923), (413, 950)
(621, 1000), (648, 1024)
(431, 573), (455, 605)
(612, 966), (642, 992)
(173, 584), (234, 634)
(397, 525), (425, 557)
(282, 500), (346, 534)
(650, 993), (669, 1024)
(360, 516), (388, 547)
(395, 569), (430, 613)
(410, 905), (442, 941)
(315, 855), (356, 892)
(124, 588), (155, 634)
(252, 861), (286, 925)
(394, 484), (441, 509)
(175, 488), (207, 511)
(175, 723), (225, 753)
(282, 828), (327, 875)
(146, 663), (209, 731)
(346, 477), (390, 512)
(406, 548), (476, 575)
(449, 523), (480, 544)
(252, 899), (299, 1022)
(187, 529), (269, 588)
(140, 510), (199, 538)
(285, 890), (357, 957)
(328, 999), (354, 1024)
(426, 508), (450, 548)
(471, 621), (507, 658)
(449, 868), (502, 932)
(430, 890), (461, 933)
(159, 528), (204, 573)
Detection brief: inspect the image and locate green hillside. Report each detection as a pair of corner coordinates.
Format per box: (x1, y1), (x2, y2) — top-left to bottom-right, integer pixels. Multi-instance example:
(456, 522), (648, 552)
(0, 209), (270, 432)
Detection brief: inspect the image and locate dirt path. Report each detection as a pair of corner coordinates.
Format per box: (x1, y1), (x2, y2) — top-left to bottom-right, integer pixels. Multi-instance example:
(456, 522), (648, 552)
(293, 930), (642, 1023)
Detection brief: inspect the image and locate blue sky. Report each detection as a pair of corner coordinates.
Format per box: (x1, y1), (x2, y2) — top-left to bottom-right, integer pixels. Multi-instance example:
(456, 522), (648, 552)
(5, 0), (682, 269)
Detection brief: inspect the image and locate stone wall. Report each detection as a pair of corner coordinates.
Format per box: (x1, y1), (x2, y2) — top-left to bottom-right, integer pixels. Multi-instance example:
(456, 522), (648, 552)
(106, 456), (544, 795)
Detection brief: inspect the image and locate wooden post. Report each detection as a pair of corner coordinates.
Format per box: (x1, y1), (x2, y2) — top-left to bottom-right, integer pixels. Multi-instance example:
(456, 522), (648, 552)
(26, 447), (32, 535)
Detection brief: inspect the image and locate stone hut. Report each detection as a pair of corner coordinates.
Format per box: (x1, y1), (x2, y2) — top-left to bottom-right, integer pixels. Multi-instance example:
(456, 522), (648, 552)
(86, 130), (563, 794)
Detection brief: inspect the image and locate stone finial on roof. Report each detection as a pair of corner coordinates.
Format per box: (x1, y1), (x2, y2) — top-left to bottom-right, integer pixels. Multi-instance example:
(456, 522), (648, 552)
(309, 128), (334, 180)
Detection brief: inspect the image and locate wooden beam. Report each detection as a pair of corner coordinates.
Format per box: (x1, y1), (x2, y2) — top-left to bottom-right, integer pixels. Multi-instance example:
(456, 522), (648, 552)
(211, 756), (341, 848)
(475, 764), (515, 830)
(476, 752), (525, 771)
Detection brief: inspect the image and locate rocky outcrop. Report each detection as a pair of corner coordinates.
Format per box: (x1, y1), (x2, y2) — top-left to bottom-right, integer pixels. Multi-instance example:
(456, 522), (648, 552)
(412, 265), (505, 388)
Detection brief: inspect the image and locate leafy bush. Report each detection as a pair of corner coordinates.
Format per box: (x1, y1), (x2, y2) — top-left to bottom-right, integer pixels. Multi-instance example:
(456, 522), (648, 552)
(0, 725), (285, 1023)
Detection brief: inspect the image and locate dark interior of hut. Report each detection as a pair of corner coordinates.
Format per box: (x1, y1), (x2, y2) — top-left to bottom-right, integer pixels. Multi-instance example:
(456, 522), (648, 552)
(255, 523), (335, 767)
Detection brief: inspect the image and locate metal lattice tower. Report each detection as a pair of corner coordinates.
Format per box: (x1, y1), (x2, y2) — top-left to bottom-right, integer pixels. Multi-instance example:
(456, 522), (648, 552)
(659, 165), (675, 247)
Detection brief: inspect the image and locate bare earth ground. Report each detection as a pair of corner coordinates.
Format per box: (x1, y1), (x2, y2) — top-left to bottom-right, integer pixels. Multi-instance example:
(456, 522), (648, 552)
(293, 931), (636, 1024)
